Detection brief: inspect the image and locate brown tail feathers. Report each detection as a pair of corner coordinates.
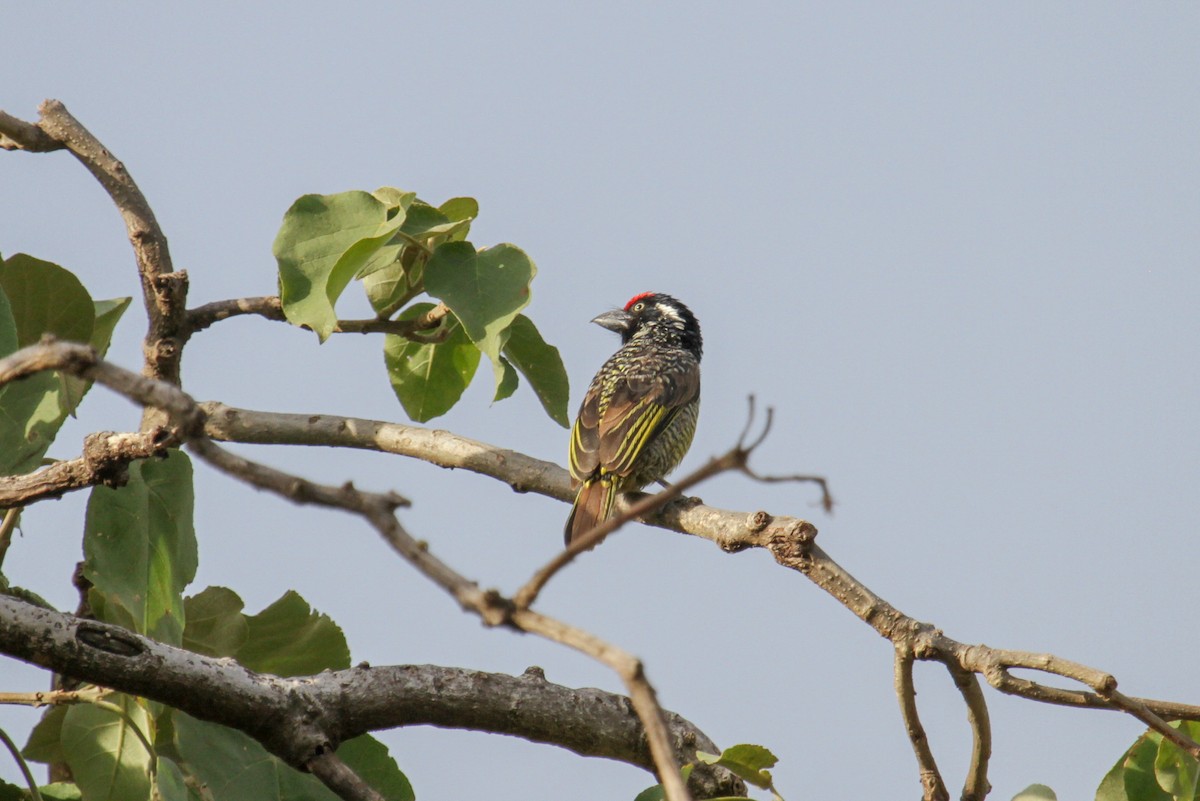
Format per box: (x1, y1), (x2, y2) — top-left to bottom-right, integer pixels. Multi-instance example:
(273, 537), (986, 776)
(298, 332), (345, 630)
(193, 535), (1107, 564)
(563, 478), (617, 548)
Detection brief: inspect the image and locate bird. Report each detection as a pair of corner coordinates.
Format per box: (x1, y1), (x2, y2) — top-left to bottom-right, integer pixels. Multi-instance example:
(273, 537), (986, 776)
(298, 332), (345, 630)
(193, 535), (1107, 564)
(564, 292), (703, 547)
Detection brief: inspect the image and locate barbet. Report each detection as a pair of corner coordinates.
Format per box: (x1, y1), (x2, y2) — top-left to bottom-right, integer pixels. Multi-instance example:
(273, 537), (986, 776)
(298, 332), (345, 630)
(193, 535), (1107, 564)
(565, 292), (702, 546)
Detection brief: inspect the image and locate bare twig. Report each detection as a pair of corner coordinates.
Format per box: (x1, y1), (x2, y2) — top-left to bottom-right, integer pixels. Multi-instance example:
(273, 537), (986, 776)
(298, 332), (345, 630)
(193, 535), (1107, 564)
(514, 398), (776, 609)
(306, 751), (386, 801)
(895, 647), (949, 801)
(0, 109), (61, 152)
(186, 296), (285, 334)
(946, 663), (992, 801)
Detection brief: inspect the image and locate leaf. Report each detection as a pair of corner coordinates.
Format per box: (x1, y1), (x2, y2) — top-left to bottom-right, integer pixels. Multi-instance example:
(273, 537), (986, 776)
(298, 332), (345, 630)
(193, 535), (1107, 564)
(362, 261), (410, 313)
(372, 187), (417, 213)
(502, 313), (569, 426)
(173, 712), (336, 801)
(1155, 722), (1200, 800)
(436, 196), (478, 242)
(1122, 733), (1173, 801)
(0, 283), (16, 357)
(61, 296), (132, 412)
(174, 715), (411, 801)
(274, 191), (403, 341)
(34, 784), (82, 801)
(0, 255), (97, 475)
(183, 586), (248, 657)
(337, 735), (415, 801)
(384, 303), (481, 422)
(1012, 785), (1057, 801)
(0, 254), (94, 347)
(493, 356), (519, 402)
(154, 756), (190, 801)
(83, 451), (198, 645)
(697, 744), (779, 790)
(1095, 758), (1130, 801)
(237, 590), (350, 676)
(62, 695), (153, 801)
(424, 241), (534, 393)
(633, 765), (694, 801)
(22, 706), (68, 764)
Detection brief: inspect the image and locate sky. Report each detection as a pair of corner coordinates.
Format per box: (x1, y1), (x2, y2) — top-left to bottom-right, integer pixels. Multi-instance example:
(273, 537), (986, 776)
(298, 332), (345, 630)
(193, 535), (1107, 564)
(2, 3), (1198, 799)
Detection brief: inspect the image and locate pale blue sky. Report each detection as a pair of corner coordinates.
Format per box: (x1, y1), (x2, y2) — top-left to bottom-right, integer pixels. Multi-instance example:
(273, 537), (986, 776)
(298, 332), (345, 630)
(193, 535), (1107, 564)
(2, 4), (1198, 799)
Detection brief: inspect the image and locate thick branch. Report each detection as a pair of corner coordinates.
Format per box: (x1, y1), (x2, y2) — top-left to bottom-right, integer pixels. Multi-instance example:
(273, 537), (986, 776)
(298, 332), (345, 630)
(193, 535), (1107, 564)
(0, 110), (62, 152)
(0, 594), (740, 796)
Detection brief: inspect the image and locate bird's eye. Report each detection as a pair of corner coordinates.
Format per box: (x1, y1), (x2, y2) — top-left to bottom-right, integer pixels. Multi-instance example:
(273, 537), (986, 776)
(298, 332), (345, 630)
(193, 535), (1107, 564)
(632, 302), (645, 312)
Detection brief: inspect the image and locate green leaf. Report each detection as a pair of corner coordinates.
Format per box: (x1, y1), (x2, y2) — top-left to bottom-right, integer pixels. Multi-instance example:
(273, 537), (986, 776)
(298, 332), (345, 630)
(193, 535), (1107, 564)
(362, 261), (410, 313)
(502, 313), (569, 426)
(183, 586), (248, 657)
(173, 712), (337, 801)
(1096, 757), (1130, 801)
(436, 197), (478, 242)
(0, 254), (94, 347)
(0, 283), (17, 358)
(34, 784), (82, 801)
(274, 191), (403, 341)
(493, 356), (518, 402)
(424, 241), (534, 393)
(154, 756), (190, 801)
(372, 187), (417, 213)
(633, 765), (694, 801)
(237, 590), (350, 676)
(384, 303), (481, 422)
(1013, 785), (1057, 801)
(62, 695), (153, 801)
(22, 706), (68, 764)
(0, 255), (97, 476)
(61, 296), (132, 412)
(1155, 723), (1200, 800)
(83, 451), (197, 645)
(697, 744), (779, 790)
(1123, 733), (1173, 801)
(337, 735), (415, 801)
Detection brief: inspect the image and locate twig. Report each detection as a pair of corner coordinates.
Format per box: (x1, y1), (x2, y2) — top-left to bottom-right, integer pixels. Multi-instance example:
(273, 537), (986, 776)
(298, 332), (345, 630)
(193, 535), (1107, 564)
(894, 647), (949, 801)
(0, 109), (60, 152)
(306, 751), (386, 801)
(185, 295), (452, 342)
(0, 726), (43, 801)
(186, 296), (285, 334)
(0, 508), (20, 568)
(514, 398), (775, 609)
(946, 663), (992, 801)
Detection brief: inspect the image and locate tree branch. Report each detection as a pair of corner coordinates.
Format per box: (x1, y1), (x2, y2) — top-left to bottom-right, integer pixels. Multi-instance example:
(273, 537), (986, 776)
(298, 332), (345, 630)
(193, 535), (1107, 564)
(895, 647), (949, 801)
(184, 295), (452, 342)
(12, 101), (186, 411)
(0, 430), (172, 508)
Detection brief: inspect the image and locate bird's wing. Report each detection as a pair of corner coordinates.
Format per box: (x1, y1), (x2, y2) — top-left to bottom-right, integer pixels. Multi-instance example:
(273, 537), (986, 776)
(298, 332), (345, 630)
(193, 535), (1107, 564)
(595, 366), (699, 478)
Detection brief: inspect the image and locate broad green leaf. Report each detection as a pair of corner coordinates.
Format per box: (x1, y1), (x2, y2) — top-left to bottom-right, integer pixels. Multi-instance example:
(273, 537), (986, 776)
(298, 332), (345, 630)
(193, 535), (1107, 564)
(1123, 733), (1172, 801)
(1155, 722), (1200, 800)
(174, 716), (411, 801)
(434, 196), (478, 243)
(237, 590), (350, 676)
(0, 255), (97, 476)
(1013, 785), (1057, 801)
(274, 191), (402, 341)
(424, 241), (534, 392)
(502, 313), (569, 426)
(372, 187), (417, 213)
(355, 241), (406, 281)
(154, 756), (189, 801)
(633, 765), (694, 801)
(697, 744), (778, 790)
(1096, 757), (1129, 801)
(384, 303), (481, 422)
(337, 735), (415, 801)
(397, 202), (452, 239)
(84, 451), (197, 645)
(0, 254), (93, 347)
(0, 283), (16, 357)
(493, 356), (519, 402)
(183, 586), (248, 657)
(0, 779), (25, 801)
(61, 296), (132, 412)
(62, 695), (153, 801)
(174, 713), (336, 801)
(22, 706), (68, 764)
(363, 261), (410, 313)
(35, 784), (82, 801)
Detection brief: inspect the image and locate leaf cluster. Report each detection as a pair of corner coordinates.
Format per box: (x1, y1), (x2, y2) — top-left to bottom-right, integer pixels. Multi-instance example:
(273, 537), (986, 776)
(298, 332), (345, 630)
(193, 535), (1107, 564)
(273, 189), (568, 425)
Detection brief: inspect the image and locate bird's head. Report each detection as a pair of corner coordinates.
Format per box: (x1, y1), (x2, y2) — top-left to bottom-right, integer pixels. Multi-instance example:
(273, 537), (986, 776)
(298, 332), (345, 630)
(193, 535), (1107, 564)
(591, 292), (702, 358)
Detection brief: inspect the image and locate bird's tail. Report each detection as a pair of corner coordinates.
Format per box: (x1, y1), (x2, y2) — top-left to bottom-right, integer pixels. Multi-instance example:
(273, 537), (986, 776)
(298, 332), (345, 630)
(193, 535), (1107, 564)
(564, 477), (617, 548)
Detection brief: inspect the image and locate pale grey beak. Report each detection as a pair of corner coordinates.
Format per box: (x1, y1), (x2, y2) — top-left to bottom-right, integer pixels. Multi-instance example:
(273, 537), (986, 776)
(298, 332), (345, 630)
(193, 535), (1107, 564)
(591, 309), (634, 334)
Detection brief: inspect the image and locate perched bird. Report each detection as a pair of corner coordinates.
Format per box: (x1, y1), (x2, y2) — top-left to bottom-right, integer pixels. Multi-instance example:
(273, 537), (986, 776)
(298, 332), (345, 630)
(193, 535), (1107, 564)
(565, 292), (703, 547)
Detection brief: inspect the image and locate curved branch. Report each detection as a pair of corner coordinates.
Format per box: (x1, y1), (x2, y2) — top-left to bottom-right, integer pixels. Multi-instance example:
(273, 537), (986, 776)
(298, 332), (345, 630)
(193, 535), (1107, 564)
(894, 647), (948, 801)
(946, 663), (992, 801)
(186, 296), (285, 334)
(185, 295), (452, 342)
